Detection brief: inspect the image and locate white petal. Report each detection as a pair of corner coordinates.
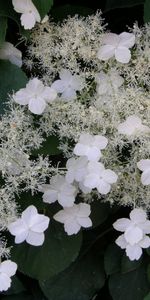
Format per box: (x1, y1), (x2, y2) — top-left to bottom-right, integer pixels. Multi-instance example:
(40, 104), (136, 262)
(65, 170), (75, 184)
(93, 135), (108, 149)
(140, 220), (150, 234)
(26, 231), (45, 246)
(102, 33), (120, 46)
(102, 169), (118, 184)
(79, 133), (93, 145)
(124, 225), (143, 245)
(30, 215), (50, 233)
(15, 230), (29, 244)
(97, 180), (111, 194)
(51, 80), (66, 93)
(139, 236), (150, 248)
(62, 88), (77, 101)
(117, 122), (134, 135)
(119, 32), (135, 48)
(141, 170), (150, 185)
(43, 189), (58, 204)
(26, 78), (43, 93)
(86, 147), (101, 161)
(12, 0), (31, 13)
(115, 234), (127, 249)
(58, 193), (75, 207)
(97, 45), (115, 61)
(22, 205), (37, 226)
(0, 260), (17, 277)
(0, 273), (11, 292)
(77, 217), (92, 228)
(78, 203), (91, 217)
(113, 218), (131, 232)
(126, 115), (142, 127)
(9, 54), (22, 68)
(130, 208), (147, 223)
(115, 47), (131, 63)
(60, 69), (72, 81)
(28, 97), (46, 115)
(21, 12), (36, 30)
(64, 220), (81, 235)
(126, 244), (142, 261)
(137, 159), (150, 171)
(42, 87), (57, 103)
(79, 181), (92, 194)
(84, 173), (100, 189)
(53, 210), (69, 223)
(8, 219), (28, 236)
(71, 75), (85, 91)
(74, 143), (89, 156)
(13, 89), (29, 105)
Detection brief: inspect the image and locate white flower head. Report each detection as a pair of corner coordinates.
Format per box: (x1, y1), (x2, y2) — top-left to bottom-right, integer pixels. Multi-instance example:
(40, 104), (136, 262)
(12, 0), (41, 30)
(66, 156), (88, 184)
(42, 175), (77, 207)
(137, 159), (150, 186)
(51, 69), (85, 101)
(96, 69), (124, 96)
(0, 260), (17, 292)
(13, 78), (57, 115)
(53, 203), (92, 235)
(113, 208), (150, 260)
(8, 205), (50, 246)
(0, 42), (22, 67)
(117, 115), (150, 136)
(73, 133), (108, 161)
(83, 161), (118, 195)
(97, 32), (135, 63)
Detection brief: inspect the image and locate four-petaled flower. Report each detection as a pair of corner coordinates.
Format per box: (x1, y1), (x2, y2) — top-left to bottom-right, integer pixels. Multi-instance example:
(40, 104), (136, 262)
(42, 175), (77, 207)
(8, 205), (50, 246)
(117, 115), (150, 136)
(53, 203), (92, 235)
(12, 0), (41, 30)
(0, 260), (17, 292)
(83, 161), (118, 194)
(73, 133), (108, 161)
(13, 78), (57, 115)
(66, 157), (88, 184)
(113, 208), (150, 260)
(96, 69), (124, 95)
(137, 159), (150, 186)
(0, 42), (22, 67)
(51, 69), (85, 101)
(97, 32), (135, 63)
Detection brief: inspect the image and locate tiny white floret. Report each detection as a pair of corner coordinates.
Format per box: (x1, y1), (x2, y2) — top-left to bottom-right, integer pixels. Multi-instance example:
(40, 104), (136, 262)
(0, 42), (22, 67)
(96, 69), (124, 95)
(0, 260), (17, 292)
(117, 115), (150, 136)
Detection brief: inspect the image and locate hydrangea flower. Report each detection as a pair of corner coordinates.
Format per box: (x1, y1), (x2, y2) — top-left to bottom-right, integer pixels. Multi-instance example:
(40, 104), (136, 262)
(0, 260), (17, 292)
(0, 42), (22, 67)
(42, 175), (77, 207)
(51, 69), (85, 101)
(53, 203), (92, 235)
(8, 205), (50, 246)
(117, 115), (150, 136)
(13, 78), (57, 115)
(137, 159), (150, 186)
(97, 32), (135, 63)
(12, 0), (41, 30)
(113, 208), (150, 260)
(73, 133), (108, 161)
(96, 70), (124, 95)
(83, 161), (118, 194)
(66, 156), (88, 184)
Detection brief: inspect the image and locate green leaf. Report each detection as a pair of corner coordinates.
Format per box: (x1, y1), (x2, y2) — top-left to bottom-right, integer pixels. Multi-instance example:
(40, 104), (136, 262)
(0, 61), (27, 115)
(0, 0), (20, 27)
(2, 276), (26, 296)
(121, 254), (142, 273)
(32, 135), (62, 156)
(144, 292), (150, 300)
(90, 201), (110, 228)
(0, 17), (7, 45)
(104, 243), (122, 275)
(40, 250), (105, 300)
(1, 293), (32, 300)
(144, 0), (150, 23)
(104, 0), (145, 11)
(32, 0), (53, 19)
(109, 263), (150, 300)
(51, 5), (94, 21)
(11, 222), (82, 281)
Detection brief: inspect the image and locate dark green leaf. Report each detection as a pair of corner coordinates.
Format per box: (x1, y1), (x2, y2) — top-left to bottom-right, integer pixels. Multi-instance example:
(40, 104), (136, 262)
(109, 262), (150, 300)
(121, 254), (142, 273)
(51, 5), (94, 21)
(147, 264), (150, 282)
(32, 135), (62, 156)
(104, 0), (145, 11)
(2, 276), (26, 296)
(40, 250), (105, 300)
(0, 17), (7, 45)
(0, 61), (27, 115)
(144, 0), (150, 23)
(32, 0), (53, 19)
(90, 201), (110, 228)
(15, 191), (46, 212)
(144, 292), (150, 300)
(104, 243), (122, 275)
(11, 222), (82, 280)
(0, 0), (20, 27)
(1, 293), (32, 300)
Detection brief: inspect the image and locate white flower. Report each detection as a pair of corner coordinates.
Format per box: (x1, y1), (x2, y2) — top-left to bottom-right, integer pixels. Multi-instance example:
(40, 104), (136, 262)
(117, 115), (150, 136)
(53, 203), (92, 235)
(42, 175), (77, 207)
(8, 205), (50, 246)
(0, 42), (22, 67)
(137, 159), (150, 186)
(51, 69), (85, 101)
(83, 161), (118, 194)
(66, 157), (88, 184)
(96, 69), (124, 95)
(41, 15), (49, 24)
(0, 260), (17, 292)
(97, 32), (135, 63)
(13, 78), (57, 115)
(12, 0), (41, 30)
(73, 133), (108, 161)
(113, 208), (150, 260)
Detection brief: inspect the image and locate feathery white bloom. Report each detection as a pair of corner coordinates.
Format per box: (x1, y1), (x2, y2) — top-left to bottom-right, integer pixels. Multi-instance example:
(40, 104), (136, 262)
(0, 260), (17, 292)
(0, 42), (22, 67)
(53, 203), (92, 235)
(42, 175), (77, 207)
(83, 161), (118, 194)
(97, 32), (135, 63)
(12, 0), (41, 30)
(137, 159), (150, 186)
(74, 133), (108, 161)
(13, 78), (57, 115)
(113, 208), (150, 260)
(8, 205), (50, 246)
(66, 157), (88, 184)
(117, 115), (150, 136)
(96, 69), (124, 95)
(51, 69), (85, 101)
